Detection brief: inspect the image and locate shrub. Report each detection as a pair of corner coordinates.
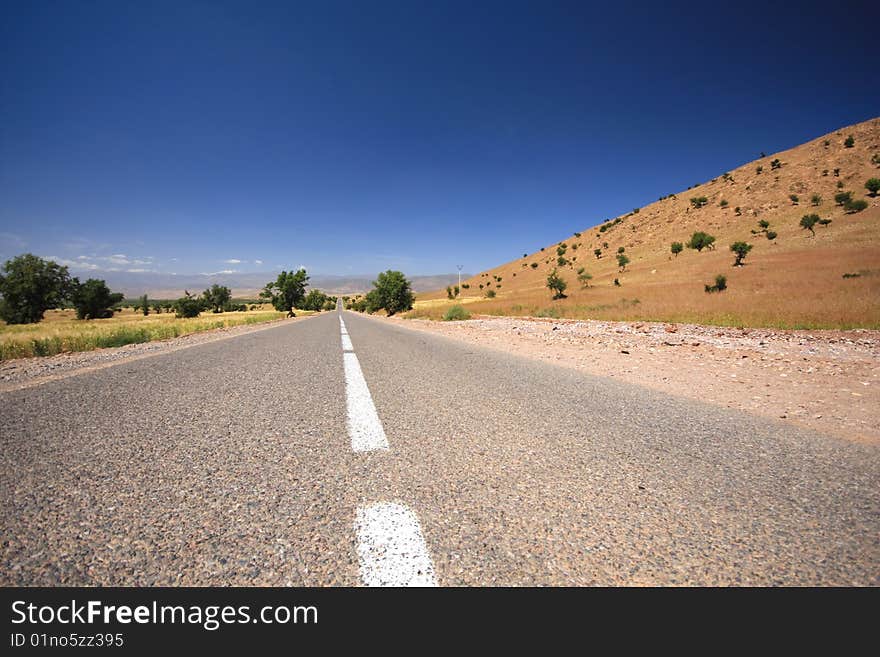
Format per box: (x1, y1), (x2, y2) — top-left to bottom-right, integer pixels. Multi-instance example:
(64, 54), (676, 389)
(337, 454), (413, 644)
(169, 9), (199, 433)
(670, 242), (683, 256)
(833, 168), (840, 177)
(799, 213), (819, 236)
(523, 253), (527, 258)
(593, 248), (602, 259)
(546, 269), (567, 299)
(616, 254), (630, 271)
(686, 231), (716, 252)
(574, 232), (581, 237)
(617, 246), (625, 254)
(632, 208), (640, 214)
(756, 165), (763, 174)
(771, 159), (782, 169)
(844, 199), (869, 214)
(844, 135), (854, 148)
(720, 199), (729, 208)
(822, 169), (828, 176)
(485, 289), (496, 298)
(730, 241), (753, 266)
(789, 194), (799, 205)
(690, 196), (709, 208)
(735, 206), (742, 216)
(834, 191), (853, 206)
(442, 305), (471, 321)
(445, 286), (454, 299)
(866, 178), (880, 196)
(613, 278), (621, 287)
(766, 230), (778, 240)
(704, 275), (727, 293)
(557, 256), (569, 267)
(530, 262), (538, 269)
(810, 193), (822, 206)
(758, 219), (770, 230)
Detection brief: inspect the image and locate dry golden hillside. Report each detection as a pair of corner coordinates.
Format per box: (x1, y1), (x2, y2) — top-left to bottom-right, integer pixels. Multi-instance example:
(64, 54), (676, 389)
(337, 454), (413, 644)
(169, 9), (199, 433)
(415, 117), (880, 328)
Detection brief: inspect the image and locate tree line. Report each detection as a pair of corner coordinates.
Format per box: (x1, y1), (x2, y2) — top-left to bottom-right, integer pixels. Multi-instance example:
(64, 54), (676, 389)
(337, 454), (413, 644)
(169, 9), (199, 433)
(0, 254), (338, 324)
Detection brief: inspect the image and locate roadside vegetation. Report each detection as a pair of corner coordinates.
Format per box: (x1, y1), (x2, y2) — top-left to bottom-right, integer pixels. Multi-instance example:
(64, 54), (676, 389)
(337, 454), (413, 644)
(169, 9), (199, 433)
(0, 254), (338, 360)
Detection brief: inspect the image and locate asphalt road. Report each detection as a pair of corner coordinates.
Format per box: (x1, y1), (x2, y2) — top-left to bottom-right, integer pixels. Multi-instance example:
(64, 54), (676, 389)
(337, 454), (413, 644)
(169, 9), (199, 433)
(2, 309), (878, 585)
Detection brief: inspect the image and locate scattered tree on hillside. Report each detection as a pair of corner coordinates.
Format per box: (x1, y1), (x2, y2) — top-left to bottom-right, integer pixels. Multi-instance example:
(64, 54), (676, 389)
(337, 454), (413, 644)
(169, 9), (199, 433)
(616, 254), (630, 271)
(546, 269), (567, 300)
(617, 246), (625, 254)
(0, 254), (74, 324)
(866, 178), (880, 197)
(720, 199), (729, 208)
(789, 194), (799, 205)
(364, 270), (414, 316)
(71, 279), (124, 320)
(593, 248), (602, 259)
(766, 230), (778, 240)
(686, 231), (716, 252)
(576, 267), (592, 288)
(834, 191), (852, 206)
(844, 199), (869, 214)
(530, 262), (538, 269)
(771, 158), (782, 170)
(261, 269), (309, 316)
(844, 135), (854, 148)
(670, 242), (683, 257)
(690, 196), (709, 209)
(800, 213), (819, 236)
(811, 194), (822, 206)
(730, 242), (753, 267)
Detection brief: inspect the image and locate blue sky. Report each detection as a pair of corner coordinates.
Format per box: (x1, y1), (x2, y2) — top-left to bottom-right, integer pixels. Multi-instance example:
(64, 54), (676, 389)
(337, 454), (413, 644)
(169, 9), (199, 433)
(0, 0), (876, 277)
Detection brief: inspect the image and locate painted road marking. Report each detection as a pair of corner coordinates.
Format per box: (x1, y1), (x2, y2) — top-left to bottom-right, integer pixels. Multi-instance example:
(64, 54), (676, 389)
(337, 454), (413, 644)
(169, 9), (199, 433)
(355, 502), (437, 587)
(343, 351), (389, 451)
(341, 333), (354, 351)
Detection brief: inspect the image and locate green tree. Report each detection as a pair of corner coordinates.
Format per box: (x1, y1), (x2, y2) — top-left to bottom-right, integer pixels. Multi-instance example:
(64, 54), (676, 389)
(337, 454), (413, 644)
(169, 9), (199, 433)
(364, 270), (414, 316)
(800, 214), (819, 236)
(616, 254), (630, 271)
(302, 288), (329, 311)
(261, 269), (309, 316)
(686, 231), (716, 252)
(844, 135), (854, 148)
(546, 269), (567, 299)
(865, 178), (880, 196)
(0, 254), (74, 324)
(810, 194), (822, 206)
(730, 242), (753, 266)
(704, 274), (727, 293)
(137, 294), (150, 316)
(71, 278), (124, 320)
(834, 191), (852, 206)
(593, 248), (602, 259)
(203, 284), (232, 313)
(576, 267), (592, 288)
(789, 194), (799, 205)
(671, 242), (683, 257)
(690, 196), (709, 209)
(446, 286), (454, 300)
(174, 291), (202, 318)
(844, 199), (869, 214)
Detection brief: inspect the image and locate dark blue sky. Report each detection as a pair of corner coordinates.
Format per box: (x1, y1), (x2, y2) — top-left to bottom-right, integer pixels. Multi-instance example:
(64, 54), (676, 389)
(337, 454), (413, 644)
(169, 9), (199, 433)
(1, 0), (875, 276)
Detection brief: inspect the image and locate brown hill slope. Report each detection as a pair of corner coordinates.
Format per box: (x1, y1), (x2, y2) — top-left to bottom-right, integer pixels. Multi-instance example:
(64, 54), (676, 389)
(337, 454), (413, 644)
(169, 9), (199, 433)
(414, 117), (880, 328)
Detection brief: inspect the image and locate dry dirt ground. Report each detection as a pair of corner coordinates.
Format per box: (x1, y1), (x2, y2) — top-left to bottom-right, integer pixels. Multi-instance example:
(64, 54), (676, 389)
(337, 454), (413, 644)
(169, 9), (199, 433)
(383, 314), (880, 445)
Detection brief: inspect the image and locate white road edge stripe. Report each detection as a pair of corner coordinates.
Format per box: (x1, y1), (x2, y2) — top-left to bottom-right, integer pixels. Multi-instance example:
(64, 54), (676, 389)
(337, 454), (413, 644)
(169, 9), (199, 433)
(343, 351), (389, 451)
(355, 502), (437, 587)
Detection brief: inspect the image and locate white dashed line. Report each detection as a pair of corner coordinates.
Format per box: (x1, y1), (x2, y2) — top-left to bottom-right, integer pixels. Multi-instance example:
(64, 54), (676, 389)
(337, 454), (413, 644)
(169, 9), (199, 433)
(355, 502), (438, 587)
(343, 352), (389, 452)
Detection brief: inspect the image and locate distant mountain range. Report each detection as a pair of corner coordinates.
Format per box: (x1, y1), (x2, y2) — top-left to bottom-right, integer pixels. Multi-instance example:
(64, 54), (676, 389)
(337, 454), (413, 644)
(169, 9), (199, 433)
(97, 270), (469, 299)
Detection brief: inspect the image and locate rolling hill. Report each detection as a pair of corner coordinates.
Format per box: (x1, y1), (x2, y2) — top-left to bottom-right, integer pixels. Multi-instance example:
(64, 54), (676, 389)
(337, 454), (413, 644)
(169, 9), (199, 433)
(415, 117), (880, 328)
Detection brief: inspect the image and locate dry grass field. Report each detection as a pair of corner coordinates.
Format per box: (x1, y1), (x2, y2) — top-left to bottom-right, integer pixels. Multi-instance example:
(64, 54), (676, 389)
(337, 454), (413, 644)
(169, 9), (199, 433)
(413, 117), (880, 329)
(0, 306), (295, 360)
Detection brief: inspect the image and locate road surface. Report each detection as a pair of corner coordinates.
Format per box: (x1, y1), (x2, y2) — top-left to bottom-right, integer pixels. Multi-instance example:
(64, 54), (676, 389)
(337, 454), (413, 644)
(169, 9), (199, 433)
(2, 308), (878, 585)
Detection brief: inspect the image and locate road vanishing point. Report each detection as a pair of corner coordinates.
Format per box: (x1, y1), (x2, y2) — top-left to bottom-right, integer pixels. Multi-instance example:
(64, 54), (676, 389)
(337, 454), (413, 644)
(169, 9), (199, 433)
(2, 305), (878, 586)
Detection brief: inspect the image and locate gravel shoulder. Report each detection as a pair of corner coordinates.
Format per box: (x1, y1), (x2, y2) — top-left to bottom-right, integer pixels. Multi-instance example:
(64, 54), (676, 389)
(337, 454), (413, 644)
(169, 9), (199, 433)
(0, 314), (318, 393)
(378, 314), (880, 445)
